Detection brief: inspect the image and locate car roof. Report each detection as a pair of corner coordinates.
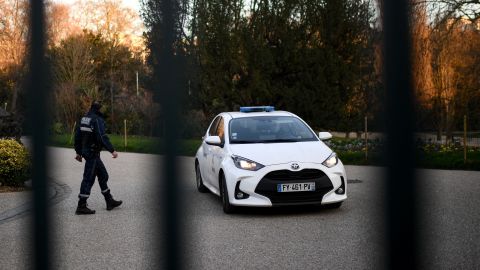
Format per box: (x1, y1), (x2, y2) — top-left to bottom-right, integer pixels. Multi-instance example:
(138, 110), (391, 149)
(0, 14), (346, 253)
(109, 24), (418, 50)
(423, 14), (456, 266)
(225, 110), (295, 119)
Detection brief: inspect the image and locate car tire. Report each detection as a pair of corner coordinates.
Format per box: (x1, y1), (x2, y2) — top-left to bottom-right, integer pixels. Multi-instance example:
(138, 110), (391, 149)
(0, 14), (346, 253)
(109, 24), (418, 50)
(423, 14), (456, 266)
(220, 173), (235, 214)
(195, 163), (208, 193)
(325, 202), (343, 209)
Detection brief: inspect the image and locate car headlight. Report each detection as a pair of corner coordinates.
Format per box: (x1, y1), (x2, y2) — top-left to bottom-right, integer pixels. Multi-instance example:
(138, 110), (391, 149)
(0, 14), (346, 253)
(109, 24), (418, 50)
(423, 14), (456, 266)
(231, 155), (264, 171)
(322, 152), (338, 168)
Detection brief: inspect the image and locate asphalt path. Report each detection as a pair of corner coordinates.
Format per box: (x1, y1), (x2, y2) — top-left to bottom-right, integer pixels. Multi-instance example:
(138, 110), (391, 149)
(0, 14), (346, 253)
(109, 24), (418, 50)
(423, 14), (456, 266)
(0, 147), (479, 269)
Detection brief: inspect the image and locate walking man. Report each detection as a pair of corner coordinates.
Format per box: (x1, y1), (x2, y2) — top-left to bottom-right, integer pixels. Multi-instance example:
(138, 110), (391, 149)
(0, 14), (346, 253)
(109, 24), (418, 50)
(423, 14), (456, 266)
(74, 101), (122, 214)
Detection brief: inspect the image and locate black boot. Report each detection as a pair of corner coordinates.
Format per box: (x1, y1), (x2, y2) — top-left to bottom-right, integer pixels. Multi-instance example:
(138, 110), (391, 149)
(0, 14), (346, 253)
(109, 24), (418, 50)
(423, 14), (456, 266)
(75, 197), (95, 215)
(103, 190), (122, 210)
(106, 197), (122, 210)
(76, 200), (95, 215)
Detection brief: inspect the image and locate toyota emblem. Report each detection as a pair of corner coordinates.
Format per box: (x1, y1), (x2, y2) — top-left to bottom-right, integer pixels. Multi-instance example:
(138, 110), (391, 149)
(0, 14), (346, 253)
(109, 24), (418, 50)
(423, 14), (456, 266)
(291, 163), (300, 170)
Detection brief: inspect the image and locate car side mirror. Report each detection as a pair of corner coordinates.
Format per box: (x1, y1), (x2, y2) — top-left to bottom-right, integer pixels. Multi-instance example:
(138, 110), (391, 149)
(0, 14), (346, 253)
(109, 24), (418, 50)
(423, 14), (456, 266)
(205, 135), (223, 146)
(318, 132), (332, 141)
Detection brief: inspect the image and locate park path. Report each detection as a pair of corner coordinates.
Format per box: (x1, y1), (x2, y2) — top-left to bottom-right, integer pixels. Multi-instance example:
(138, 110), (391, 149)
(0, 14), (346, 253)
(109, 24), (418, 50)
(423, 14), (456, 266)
(0, 147), (162, 269)
(0, 147), (479, 269)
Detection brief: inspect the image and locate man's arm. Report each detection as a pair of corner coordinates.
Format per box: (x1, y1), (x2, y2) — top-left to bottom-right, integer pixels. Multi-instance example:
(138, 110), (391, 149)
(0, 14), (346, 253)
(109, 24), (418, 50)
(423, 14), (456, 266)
(73, 123), (83, 162)
(74, 123), (82, 155)
(94, 118), (116, 154)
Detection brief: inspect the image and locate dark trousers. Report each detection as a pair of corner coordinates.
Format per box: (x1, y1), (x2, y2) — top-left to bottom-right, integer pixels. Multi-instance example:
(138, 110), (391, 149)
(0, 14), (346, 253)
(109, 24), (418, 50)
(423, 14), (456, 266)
(79, 152), (110, 200)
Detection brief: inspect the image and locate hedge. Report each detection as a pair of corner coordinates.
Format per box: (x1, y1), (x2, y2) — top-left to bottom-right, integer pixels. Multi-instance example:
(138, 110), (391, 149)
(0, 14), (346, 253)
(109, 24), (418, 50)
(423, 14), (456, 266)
(0, 139), (30, 187)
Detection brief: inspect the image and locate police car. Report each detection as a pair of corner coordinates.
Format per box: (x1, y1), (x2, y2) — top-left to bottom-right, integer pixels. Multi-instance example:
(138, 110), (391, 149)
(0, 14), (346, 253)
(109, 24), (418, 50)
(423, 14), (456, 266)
(195, 106), (347, 213)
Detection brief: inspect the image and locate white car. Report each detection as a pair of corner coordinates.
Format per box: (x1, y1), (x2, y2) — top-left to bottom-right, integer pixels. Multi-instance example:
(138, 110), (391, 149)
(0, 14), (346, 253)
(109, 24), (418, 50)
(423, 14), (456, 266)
(195, 106), (347, 213)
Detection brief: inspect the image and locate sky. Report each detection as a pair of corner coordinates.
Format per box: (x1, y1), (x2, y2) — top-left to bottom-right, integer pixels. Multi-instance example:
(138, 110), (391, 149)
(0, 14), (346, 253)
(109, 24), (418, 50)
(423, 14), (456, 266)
(121, 0), (141, 11)
(54, 0), (142, 12)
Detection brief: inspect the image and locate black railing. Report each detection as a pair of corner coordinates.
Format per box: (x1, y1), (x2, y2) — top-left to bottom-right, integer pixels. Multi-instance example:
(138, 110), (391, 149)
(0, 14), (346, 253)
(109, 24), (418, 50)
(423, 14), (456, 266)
(28, 0), (51, 269)
(155, 0), (183, 269)
(26, 0), (417, 269)
(383, 1), (418, 269)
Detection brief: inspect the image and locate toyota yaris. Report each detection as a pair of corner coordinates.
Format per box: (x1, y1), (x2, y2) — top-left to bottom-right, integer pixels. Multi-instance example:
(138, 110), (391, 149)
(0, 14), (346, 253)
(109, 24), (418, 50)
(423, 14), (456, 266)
(195, 106), (347, 213)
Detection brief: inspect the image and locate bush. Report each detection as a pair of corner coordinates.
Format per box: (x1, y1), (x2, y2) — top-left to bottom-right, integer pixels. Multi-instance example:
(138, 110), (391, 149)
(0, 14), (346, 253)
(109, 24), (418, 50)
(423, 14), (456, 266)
(0, 139), (30, 187)
(52, 122), (65, 135)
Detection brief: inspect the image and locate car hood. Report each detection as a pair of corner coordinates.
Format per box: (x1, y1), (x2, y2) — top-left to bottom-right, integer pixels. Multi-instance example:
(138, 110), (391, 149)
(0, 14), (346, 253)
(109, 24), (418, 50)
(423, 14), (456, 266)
(229, 141), (333, 166)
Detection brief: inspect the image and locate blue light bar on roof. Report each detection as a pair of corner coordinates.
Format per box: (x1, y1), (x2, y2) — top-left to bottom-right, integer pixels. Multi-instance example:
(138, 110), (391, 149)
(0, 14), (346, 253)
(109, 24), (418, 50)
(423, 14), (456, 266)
(239, 106), (275, 113)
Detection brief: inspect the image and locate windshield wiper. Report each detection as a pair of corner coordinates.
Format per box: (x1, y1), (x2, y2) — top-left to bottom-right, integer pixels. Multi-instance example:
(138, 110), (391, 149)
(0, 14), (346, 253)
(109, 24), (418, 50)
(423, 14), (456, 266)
(230, 140), (262, 144)
(262, 139), (301, 143)
(231, 139), (301, 144)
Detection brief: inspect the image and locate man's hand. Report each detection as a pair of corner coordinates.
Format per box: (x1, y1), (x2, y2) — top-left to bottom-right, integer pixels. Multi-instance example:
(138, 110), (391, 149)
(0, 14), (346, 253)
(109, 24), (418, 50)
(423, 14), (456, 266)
(112, 151), (118, 158)
(75, 154), (82, 162)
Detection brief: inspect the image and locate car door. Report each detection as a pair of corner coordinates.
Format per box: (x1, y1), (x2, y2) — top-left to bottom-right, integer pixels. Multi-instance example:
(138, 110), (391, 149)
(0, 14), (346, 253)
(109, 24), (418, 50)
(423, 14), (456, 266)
(211, 117), (226, 190)
(202, 116), (221, 185)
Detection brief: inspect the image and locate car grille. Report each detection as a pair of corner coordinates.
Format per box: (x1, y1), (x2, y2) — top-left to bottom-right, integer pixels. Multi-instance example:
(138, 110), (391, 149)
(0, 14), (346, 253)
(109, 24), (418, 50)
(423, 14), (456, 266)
(255, 169), (333, 205)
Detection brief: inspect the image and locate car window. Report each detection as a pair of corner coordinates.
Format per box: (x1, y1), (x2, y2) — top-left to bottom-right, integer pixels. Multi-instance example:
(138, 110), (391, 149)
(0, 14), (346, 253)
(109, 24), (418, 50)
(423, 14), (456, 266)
(229, 116), (318, 144)
(208, 116), (221, 136)
(215, 117), (225, 143)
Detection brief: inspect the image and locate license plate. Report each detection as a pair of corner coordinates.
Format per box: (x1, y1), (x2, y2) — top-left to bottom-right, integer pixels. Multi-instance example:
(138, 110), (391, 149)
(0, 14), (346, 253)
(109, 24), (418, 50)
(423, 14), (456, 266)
(277, 182), (315, 192)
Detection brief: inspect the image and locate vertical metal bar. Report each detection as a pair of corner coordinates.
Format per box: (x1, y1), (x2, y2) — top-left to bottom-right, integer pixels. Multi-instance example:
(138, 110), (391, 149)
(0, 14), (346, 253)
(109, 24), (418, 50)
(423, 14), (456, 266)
(382, 1), (418, 269)
(365, 116), (368, 161)
(155, 0), (182, 269)
(124, 119), (127, 151)
(464, 115), (467, 164)
(27, 0), (51, 269)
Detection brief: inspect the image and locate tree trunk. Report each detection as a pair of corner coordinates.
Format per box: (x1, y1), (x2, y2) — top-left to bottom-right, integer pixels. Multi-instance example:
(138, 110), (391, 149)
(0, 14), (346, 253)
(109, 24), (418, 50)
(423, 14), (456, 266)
(435, 97), (442, 141)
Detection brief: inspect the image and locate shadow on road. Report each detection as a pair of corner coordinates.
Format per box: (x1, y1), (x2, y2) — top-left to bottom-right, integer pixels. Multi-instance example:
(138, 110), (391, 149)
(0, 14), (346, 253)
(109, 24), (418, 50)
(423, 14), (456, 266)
(199, 192), (345, 217)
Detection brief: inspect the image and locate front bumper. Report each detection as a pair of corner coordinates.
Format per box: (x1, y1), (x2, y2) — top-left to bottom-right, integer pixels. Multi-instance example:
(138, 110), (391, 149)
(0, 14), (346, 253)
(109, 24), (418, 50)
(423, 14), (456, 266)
(222, 160), (347, 207)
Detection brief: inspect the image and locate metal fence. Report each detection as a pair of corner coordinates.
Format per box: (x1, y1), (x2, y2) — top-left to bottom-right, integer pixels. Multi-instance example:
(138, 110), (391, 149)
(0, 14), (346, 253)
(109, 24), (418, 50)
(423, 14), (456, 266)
(24, 0), (416, 269)
(331, 131), (480, 147)
(415, 132), (480, 147)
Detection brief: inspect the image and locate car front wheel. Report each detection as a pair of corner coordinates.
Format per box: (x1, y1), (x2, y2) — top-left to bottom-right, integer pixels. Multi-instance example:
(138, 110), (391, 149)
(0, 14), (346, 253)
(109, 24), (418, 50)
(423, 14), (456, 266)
(195, 163), (208, 193)
(220, 173), (235, 214)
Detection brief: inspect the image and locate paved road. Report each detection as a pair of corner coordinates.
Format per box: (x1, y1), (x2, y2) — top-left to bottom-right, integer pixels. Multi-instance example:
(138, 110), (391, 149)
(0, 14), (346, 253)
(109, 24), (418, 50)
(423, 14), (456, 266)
(1, 147), (479, 269)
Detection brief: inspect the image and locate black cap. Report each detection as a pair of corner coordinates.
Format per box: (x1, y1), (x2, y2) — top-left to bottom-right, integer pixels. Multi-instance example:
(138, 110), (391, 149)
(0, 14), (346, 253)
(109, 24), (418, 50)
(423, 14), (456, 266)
(90, 100), (102, 112)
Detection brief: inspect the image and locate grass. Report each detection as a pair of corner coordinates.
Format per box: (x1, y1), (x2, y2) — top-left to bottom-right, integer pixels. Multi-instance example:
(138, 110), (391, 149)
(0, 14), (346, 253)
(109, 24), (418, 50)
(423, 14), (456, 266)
(336, 150), (480, 170)
(336, 151), (384, 166)
(0, 186), (29, 193)
(50, 134), (480, 171)
(416, 151), (480, 171)
(50, 134), (201, 156)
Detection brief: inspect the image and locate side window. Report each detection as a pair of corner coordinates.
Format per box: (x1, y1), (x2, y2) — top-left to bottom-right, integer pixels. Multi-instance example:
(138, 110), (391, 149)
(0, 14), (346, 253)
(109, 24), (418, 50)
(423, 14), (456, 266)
(208, 116), (221, 136)
(215, 117), (225, 143)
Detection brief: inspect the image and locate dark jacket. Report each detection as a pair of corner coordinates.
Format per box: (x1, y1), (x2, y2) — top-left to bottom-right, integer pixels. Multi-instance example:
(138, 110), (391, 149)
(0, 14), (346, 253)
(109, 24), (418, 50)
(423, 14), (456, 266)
(74, 108), (115, 156)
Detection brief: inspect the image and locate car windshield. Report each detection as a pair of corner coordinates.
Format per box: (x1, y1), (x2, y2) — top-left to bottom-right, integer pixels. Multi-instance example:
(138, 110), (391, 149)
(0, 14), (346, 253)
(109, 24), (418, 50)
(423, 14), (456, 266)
(229, 116), (318, 144)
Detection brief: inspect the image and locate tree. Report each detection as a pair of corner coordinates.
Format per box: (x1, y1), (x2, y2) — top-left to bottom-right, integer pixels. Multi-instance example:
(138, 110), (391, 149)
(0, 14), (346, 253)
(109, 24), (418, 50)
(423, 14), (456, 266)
(50, 32), (150, 134)
(45, 2), (77, 47)
(0, 0), (29, 112)
(50, 33), (97, 128)
(415, 0), (480, 138)
(73, 0), (144, 53)
(141, 0), (190, 136)
(0, 0), (81, 114)
(411, 1), (435, 107)
(183, 0), (377, 131)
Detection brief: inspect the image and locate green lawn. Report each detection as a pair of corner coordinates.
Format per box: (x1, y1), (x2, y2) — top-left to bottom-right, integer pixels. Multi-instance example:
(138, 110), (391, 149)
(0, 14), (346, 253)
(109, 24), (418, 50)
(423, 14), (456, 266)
(336, 151), (384, 166)
(336, 150), (480, 170)
(415, 151), (480, 171)
(50, 134), (201, 156)
(50, 134), (480, 171)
